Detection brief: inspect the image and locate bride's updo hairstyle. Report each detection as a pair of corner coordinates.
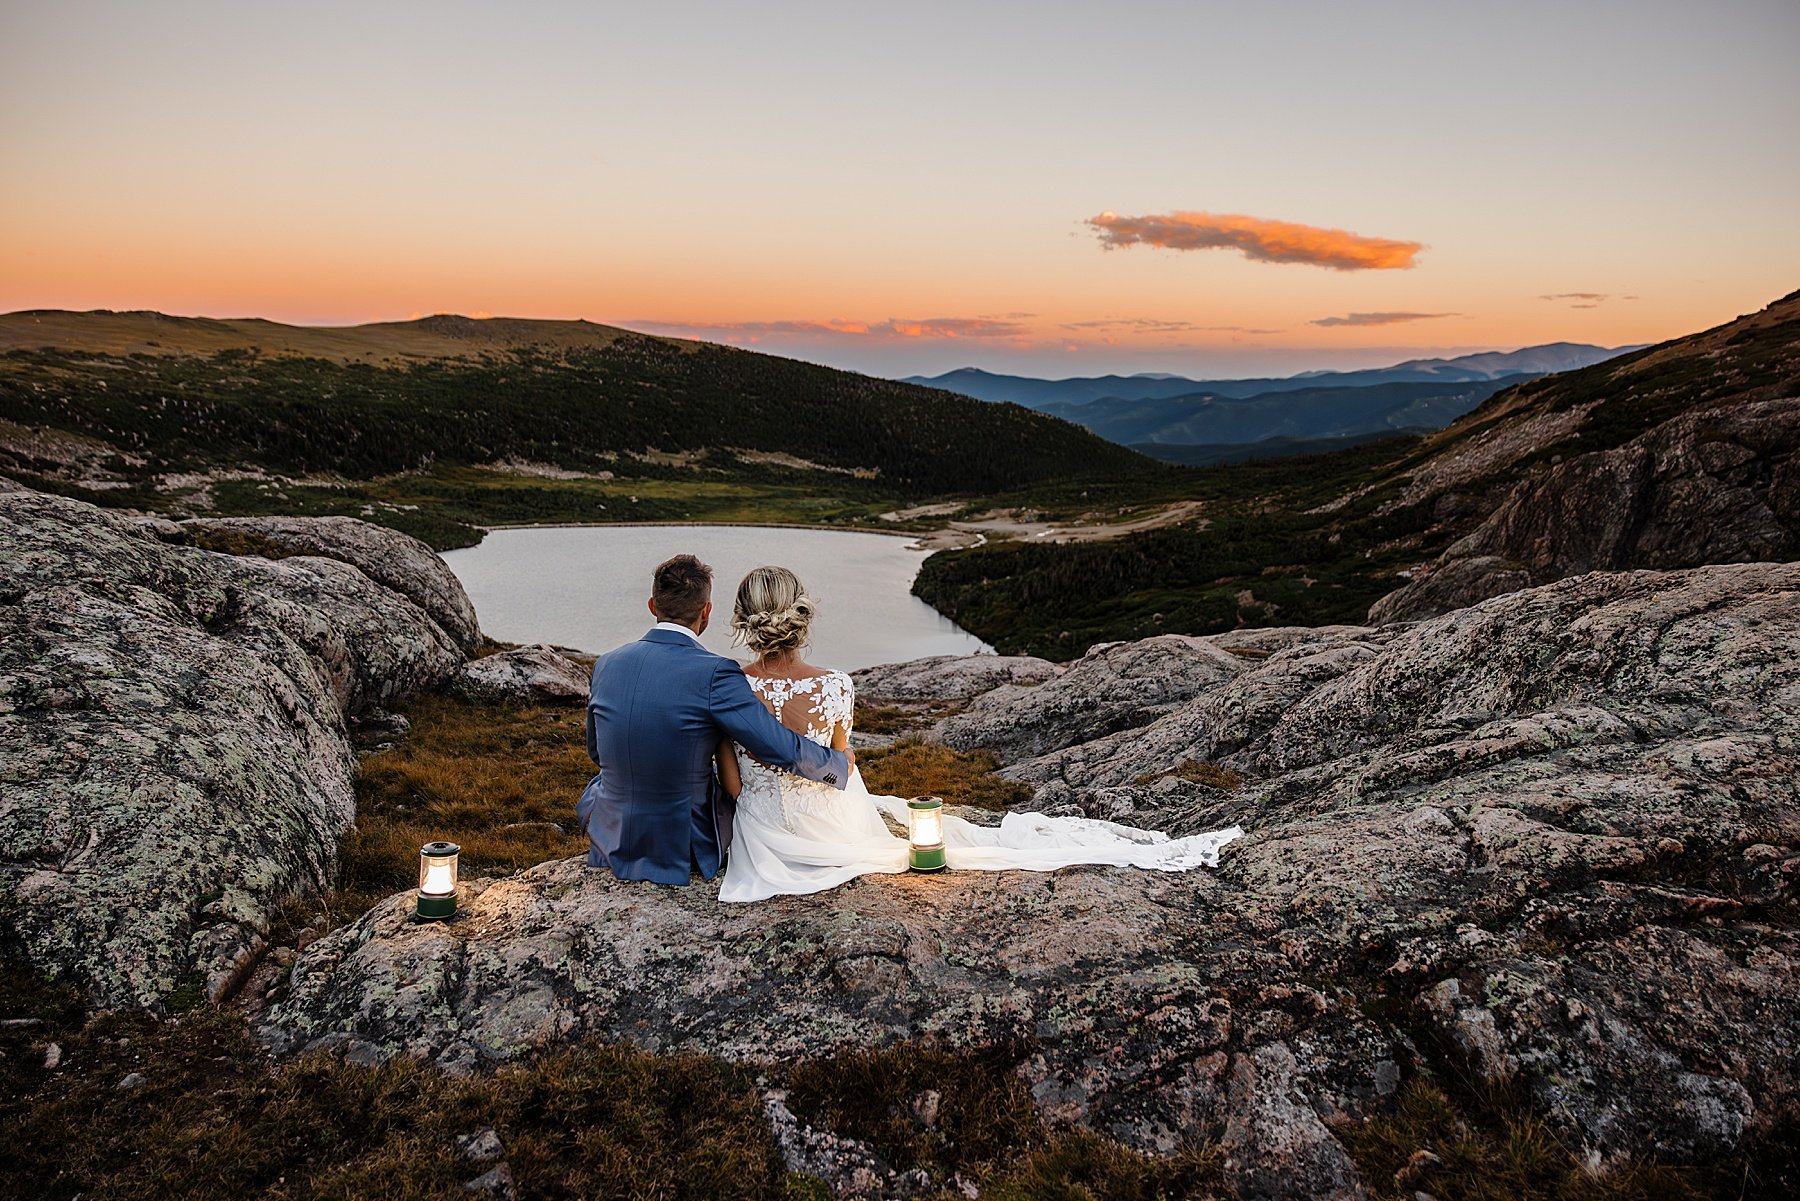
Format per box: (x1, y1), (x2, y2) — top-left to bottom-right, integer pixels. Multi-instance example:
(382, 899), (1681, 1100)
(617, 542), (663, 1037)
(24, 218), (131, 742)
(732, 565), (816, 655)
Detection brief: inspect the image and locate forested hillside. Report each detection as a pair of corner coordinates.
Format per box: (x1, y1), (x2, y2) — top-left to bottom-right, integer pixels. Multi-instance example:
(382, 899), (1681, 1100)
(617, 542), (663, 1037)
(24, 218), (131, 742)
(0, 313), (1153, 499)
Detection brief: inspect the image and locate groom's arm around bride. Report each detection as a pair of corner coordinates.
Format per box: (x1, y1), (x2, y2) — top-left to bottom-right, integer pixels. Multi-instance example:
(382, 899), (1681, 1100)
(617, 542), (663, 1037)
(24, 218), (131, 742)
(574, 554), (852, 887)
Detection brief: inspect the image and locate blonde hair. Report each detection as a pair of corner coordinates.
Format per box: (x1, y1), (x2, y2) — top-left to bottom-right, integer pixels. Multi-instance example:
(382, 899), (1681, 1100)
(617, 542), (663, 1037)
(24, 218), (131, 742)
(732, 565), (815, 655)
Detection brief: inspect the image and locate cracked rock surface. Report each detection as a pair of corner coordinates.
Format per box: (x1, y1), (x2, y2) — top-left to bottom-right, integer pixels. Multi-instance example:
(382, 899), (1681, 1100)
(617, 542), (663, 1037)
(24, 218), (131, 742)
(264, 562), (1800, 1188)
(0, 491), (472, 1008)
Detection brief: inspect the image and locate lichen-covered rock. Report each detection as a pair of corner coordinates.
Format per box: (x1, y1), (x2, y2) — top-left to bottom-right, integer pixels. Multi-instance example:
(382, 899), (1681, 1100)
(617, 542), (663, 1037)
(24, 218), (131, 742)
(264, 854), (1395, 1182)
(935, 635), (1247, 762)
(850, 653), (1060, 702)
(1221, 1043), (1367, 1201)
(176, 514), (482, 652)
(0, 490), (471, 1008)
(263, 563), (1800, 1181)
(1007, 627), (1391, 792)
(455, 645), (590, 706)
(762, 1088), (932, 1198)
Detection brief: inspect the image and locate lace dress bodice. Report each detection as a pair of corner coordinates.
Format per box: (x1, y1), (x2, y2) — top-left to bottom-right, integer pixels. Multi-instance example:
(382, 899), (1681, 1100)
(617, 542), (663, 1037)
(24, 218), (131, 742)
(734, 671), (857, 833)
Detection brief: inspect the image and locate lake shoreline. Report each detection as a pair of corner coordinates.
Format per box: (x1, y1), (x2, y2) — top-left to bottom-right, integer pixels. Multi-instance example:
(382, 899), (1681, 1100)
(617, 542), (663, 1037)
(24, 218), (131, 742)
(475, 518), (925, 540)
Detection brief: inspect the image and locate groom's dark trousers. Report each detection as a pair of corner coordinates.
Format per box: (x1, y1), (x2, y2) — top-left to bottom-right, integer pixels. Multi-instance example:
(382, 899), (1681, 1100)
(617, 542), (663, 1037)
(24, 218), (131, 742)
(577, 627), (850, 884)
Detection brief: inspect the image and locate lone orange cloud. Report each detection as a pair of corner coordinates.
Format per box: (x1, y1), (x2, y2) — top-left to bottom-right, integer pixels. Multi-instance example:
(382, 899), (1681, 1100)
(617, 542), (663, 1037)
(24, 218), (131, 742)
(1087, 211), (1424, 271)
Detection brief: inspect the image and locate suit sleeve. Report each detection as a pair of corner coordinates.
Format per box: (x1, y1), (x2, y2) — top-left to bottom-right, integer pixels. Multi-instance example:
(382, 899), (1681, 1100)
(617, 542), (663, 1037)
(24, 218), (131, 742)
(584, 656), (604, 766)
(709, 662), (851, 790)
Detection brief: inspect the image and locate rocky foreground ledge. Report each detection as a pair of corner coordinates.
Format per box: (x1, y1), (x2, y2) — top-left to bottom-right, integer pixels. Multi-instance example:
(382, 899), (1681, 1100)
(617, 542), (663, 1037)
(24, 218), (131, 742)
(265, 562), (1800, 1193)
(0, 490), (477, 1008)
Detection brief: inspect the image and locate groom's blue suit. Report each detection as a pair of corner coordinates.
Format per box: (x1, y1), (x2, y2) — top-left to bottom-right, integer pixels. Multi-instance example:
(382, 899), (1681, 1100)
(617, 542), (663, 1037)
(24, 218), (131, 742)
(576, 626), (851, 885)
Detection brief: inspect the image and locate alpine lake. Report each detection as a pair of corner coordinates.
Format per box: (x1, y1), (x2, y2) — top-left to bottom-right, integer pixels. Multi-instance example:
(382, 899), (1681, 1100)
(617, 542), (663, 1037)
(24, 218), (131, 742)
(441, 523), (992, 670)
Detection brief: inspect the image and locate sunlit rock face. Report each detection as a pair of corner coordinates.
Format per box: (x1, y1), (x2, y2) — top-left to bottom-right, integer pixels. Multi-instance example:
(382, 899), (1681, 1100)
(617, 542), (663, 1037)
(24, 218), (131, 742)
(264, 562), (1800, 1187)
(0, 491), (472, 1008)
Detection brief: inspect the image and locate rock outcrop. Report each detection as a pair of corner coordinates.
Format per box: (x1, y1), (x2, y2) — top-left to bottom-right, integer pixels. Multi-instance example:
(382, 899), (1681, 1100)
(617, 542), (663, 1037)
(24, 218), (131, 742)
(935, 635), (1245, 761)
(1003, 627), (1390, 796)
(0, 490), (474, 1008)
(1365, 555), (1532, 625)
(1375, 397), (1800, 621)
(850, 653), (1060, 702)
(177, 514), (482, 653)
(263, 562), (1800, 1186)
(455, 645), (591, 706)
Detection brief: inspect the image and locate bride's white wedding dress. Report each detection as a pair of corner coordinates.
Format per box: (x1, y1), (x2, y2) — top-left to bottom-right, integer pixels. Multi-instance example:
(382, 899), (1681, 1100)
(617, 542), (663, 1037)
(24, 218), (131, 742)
(716, 669), (1243, 903)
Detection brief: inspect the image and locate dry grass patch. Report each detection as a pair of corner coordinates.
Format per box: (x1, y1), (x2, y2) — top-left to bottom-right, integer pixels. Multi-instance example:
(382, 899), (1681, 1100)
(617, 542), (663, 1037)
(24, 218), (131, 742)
(852, 697), (965, 737)
(982, 1130), (1227, 1201)
(0, 964), (791, 1201)
(852, 699), (930, 736)
(857, 738), (1032, 812)
(1343, 1077), (1794, 1201)
(333, 692), (592, 923)
(785, 1044), (1226, 1199)
(179, 526), (310, 560)
(1, 965), (1227, 1201)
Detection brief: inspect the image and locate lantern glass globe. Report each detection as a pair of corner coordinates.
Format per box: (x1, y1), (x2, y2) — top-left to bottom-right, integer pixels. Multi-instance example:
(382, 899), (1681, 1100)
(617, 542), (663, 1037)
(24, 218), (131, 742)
(416, 841), (461, 920)
(907, 796), (946, 872)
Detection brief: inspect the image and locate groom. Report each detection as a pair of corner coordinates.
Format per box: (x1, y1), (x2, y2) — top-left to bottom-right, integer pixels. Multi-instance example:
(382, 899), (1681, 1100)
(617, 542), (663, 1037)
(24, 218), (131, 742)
(575, 553), (853, 885)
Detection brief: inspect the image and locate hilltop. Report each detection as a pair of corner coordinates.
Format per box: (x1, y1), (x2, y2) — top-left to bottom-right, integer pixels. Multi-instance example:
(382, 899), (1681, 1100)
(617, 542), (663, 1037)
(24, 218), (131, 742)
(1363, 287), (1800, 617)
(0, 310), (1158, 547)
(1038, 377), (1520, 448)
(0, 309), (654, 364)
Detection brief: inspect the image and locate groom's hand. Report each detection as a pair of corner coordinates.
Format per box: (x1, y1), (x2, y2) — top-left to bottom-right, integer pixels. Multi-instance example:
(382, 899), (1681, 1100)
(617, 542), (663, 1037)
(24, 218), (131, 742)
(843, 747), (856, 772)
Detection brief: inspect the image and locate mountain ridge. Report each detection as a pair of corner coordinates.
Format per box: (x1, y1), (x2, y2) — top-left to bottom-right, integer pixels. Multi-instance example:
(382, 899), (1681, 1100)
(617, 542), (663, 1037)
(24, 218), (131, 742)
(1036, 376), (1528, 447)
(903, 342), (1643, 406)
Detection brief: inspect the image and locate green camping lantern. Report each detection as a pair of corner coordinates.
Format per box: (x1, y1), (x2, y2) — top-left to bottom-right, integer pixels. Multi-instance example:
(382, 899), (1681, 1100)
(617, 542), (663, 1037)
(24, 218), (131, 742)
(416, 841), (461, 920)
(907, 796), (946, 872)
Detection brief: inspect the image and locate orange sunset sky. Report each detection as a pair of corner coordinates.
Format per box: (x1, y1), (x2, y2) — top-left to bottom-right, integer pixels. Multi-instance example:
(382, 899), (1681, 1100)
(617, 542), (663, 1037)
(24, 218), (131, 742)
(3, 0), (1797, 378)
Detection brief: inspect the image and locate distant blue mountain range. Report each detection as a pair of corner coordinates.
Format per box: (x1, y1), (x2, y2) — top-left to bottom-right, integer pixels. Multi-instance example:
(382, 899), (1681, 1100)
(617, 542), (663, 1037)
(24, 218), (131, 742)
(902, 342), (1645, 458)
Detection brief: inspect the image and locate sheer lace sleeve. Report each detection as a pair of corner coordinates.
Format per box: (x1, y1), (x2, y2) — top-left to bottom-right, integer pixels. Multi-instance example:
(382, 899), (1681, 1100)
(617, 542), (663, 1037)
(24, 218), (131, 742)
(821, 671), (854, 739)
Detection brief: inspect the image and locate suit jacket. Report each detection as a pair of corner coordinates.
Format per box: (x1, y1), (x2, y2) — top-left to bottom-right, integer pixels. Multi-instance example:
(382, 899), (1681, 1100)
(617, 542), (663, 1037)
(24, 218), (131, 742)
(575, 627), (850, 885)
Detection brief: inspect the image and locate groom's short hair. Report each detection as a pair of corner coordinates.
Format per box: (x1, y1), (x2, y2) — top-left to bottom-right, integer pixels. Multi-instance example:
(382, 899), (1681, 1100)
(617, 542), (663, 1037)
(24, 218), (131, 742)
(651, 554), (713, 623)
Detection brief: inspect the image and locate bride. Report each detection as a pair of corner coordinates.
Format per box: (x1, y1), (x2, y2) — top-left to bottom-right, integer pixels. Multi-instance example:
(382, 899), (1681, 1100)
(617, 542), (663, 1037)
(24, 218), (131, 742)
(715, 565), (1242, 903)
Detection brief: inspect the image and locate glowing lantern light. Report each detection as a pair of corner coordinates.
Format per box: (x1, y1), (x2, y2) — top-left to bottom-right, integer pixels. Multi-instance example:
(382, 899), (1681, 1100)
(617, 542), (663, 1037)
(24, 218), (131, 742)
(416, 841), (461, 920)
(907, 796), (946, 872)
